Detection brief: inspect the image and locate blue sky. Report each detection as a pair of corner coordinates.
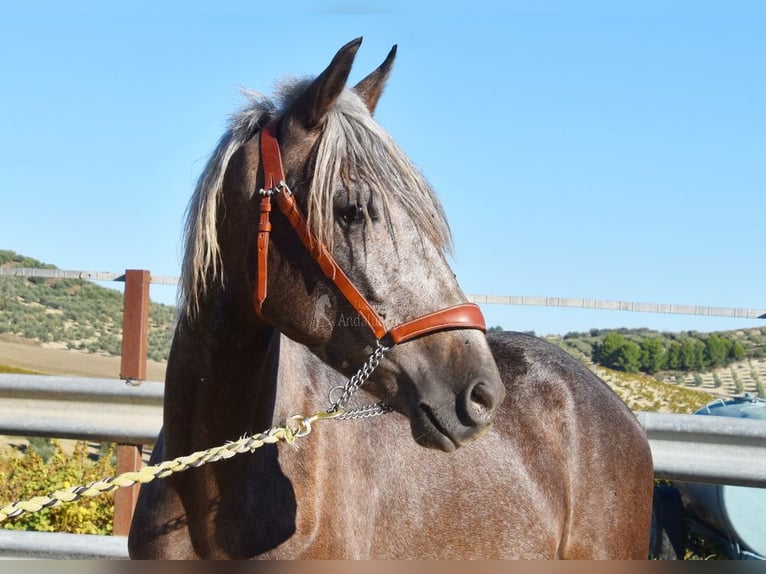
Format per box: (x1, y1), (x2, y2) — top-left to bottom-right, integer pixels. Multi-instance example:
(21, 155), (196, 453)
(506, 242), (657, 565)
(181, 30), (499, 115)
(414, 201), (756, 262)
(1, 2), (764, 335)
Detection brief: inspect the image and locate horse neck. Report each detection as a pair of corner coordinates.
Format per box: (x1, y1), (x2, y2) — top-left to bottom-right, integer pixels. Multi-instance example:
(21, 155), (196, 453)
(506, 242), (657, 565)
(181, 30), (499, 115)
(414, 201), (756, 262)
(163, 289), (326, 455)
(164, 293), (288, 456)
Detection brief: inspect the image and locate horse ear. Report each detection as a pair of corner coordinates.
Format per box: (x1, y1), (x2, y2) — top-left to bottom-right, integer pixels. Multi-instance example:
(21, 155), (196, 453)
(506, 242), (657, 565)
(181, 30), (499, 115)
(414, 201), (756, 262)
(353, 45), (397, 115)
(287, 37), (363, 131)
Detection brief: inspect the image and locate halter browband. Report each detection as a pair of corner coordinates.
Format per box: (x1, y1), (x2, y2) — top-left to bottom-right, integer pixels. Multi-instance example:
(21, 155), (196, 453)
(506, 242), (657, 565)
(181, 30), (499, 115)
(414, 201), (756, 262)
(254, 121), (485, 346)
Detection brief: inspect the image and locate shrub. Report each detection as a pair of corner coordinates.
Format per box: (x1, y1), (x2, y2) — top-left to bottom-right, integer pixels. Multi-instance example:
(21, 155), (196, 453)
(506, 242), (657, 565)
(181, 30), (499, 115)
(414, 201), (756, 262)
(0, 440), (115, 534)
(753, 370), (765, 398)
(27, 437), (56, 461)
(731, 368), (744, 394)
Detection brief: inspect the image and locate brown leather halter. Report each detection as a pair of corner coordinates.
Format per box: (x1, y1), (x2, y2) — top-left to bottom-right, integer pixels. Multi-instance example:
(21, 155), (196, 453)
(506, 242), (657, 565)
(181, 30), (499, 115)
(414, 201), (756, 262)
(254, 121), (485, 347)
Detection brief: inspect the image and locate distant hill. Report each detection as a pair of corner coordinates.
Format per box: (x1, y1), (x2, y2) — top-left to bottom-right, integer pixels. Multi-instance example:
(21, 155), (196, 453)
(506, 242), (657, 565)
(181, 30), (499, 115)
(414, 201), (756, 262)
(557, 326), (765, 364)
(0, 250), (174, 362)
(549, 327), (766, 398)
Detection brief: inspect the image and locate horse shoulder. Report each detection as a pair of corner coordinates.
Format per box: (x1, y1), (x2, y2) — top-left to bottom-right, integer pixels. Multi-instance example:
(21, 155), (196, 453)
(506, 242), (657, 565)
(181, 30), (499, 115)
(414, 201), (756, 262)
(487, 331), (653, 559)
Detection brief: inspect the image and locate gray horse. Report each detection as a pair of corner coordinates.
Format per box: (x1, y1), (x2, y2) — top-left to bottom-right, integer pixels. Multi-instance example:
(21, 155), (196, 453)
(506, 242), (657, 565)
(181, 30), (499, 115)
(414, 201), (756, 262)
(129, 38), (653, 559)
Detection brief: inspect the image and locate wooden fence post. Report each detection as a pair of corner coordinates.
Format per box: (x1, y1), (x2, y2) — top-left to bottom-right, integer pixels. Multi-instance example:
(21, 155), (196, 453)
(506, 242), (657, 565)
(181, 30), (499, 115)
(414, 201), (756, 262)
(114, 269), (151, 537)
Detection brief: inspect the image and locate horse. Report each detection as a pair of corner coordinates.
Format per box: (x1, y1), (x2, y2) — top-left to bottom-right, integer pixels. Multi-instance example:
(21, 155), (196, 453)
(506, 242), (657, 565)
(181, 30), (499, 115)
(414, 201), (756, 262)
(128, 38), (654, 559)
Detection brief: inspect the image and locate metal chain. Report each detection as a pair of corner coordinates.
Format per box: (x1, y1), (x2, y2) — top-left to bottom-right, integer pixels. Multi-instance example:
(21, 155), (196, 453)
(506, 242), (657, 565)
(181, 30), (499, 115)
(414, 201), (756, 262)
(328, 340), (391, 417)
(336, 401), (392, 420)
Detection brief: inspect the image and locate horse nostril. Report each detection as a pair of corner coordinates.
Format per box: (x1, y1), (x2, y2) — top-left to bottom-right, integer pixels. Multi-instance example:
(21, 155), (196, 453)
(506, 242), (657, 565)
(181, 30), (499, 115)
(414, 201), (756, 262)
(471, 381), (494, 411)
(458, 380), (498, 427)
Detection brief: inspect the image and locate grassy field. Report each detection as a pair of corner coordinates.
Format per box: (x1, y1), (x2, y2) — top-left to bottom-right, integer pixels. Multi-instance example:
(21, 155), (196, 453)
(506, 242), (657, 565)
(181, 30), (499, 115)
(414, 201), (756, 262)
(0, 334), (167, 381)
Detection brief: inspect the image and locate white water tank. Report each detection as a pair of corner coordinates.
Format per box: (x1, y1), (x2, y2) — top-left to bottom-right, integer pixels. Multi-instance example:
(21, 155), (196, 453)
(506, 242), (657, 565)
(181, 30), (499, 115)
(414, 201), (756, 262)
(677, 396), (766, 559)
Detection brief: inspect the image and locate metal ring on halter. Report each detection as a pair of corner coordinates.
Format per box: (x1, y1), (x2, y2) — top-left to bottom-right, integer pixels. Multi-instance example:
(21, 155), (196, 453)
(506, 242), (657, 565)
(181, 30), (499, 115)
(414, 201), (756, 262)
(260, 181), (290, 198)
(327, 386), (346, 411)
(258, 187), (275, 197)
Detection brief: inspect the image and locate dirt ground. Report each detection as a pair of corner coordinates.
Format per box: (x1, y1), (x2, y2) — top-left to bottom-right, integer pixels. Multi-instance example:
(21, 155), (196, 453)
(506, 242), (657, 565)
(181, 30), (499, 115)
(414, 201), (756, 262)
(0, 336), (166, 381)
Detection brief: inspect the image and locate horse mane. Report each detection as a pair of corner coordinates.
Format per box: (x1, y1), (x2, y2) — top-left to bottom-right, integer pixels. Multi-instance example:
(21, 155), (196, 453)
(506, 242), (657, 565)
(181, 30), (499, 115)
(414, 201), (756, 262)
(180, 80), (452, 319)
(180, 90), (275, 319)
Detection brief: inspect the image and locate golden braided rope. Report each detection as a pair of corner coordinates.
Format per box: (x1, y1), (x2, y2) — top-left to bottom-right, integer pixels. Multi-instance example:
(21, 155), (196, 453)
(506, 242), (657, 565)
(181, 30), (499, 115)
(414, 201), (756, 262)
(0, 409), (341, 523)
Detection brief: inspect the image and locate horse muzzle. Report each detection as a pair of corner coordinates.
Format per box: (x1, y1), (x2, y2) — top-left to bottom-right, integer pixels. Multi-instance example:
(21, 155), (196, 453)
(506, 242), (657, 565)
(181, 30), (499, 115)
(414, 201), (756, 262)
(398, 341), (505, 452)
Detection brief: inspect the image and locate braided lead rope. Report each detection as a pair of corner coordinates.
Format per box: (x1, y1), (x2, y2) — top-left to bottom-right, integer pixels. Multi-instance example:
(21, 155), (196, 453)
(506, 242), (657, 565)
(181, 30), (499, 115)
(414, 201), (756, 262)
(0, 410), (341, 523)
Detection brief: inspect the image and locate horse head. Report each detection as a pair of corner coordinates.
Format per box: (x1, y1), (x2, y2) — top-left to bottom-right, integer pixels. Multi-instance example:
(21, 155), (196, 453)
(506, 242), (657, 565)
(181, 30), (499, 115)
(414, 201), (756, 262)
(199, 38), (504, 451)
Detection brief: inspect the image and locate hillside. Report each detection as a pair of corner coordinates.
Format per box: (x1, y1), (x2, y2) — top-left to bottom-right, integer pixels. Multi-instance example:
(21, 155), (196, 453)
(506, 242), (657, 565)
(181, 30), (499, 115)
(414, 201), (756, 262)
(550, 327), (766, 398)
(0, 250), (174, 363)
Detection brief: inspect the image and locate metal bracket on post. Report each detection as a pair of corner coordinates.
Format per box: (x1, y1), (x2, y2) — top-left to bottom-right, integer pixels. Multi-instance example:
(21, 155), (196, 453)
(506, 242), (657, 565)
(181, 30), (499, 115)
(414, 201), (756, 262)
(115, 269), (151, 537)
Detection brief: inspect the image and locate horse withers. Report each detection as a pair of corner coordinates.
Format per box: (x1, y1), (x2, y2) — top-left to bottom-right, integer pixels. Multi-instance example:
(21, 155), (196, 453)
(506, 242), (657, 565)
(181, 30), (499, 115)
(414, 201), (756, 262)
(128, 38), (653, 559)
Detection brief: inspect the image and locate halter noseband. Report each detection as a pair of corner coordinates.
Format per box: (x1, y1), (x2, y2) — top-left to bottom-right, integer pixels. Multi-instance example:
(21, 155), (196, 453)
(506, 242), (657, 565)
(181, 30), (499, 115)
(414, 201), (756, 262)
(254, 121), (485, 346)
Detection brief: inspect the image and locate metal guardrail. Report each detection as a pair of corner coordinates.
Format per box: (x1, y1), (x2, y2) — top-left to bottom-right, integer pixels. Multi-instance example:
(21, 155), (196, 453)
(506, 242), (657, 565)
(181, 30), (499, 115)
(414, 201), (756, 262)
(1, 374), (765, 487)
(0, 374), (162, 444)
(0, 530), (127, 560)
(2, 373), (766, 559)
(636, 411), (766, 488)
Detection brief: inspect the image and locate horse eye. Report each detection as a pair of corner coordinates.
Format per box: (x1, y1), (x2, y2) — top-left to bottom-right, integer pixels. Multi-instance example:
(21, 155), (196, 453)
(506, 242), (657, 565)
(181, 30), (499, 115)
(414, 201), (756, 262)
(339, 204), (365, 225)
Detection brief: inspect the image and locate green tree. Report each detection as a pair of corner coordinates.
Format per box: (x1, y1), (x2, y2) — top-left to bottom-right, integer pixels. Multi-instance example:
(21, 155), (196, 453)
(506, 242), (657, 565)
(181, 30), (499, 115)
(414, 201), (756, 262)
(640, 337), (666, 374)
(731, 341), (746, 362)
(666, 341), (682, 370)
(693, 339), (706, 370)
(616, 340), (642, 373)
(592, 332), (627, 369)
(680, 339), (697, 370)
(704, 334), (728, 368)
(678, 337), (705, 371)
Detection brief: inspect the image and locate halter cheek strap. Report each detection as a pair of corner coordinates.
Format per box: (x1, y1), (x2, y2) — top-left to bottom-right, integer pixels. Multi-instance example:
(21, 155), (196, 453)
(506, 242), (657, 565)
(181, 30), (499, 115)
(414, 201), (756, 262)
(254, 121), (485, 345)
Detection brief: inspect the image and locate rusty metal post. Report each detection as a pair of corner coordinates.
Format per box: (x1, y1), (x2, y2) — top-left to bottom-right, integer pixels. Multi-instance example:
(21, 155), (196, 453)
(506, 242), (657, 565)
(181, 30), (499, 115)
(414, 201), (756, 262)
(114, 269), (151, 537)
(114, 444), (143, 536)
(120, 269), (150, 383)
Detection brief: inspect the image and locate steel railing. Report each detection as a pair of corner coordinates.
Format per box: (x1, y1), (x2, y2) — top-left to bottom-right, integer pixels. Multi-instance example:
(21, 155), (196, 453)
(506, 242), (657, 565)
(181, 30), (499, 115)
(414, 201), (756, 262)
(1, 373), (765, 486)
(2, 372), (766, 559)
